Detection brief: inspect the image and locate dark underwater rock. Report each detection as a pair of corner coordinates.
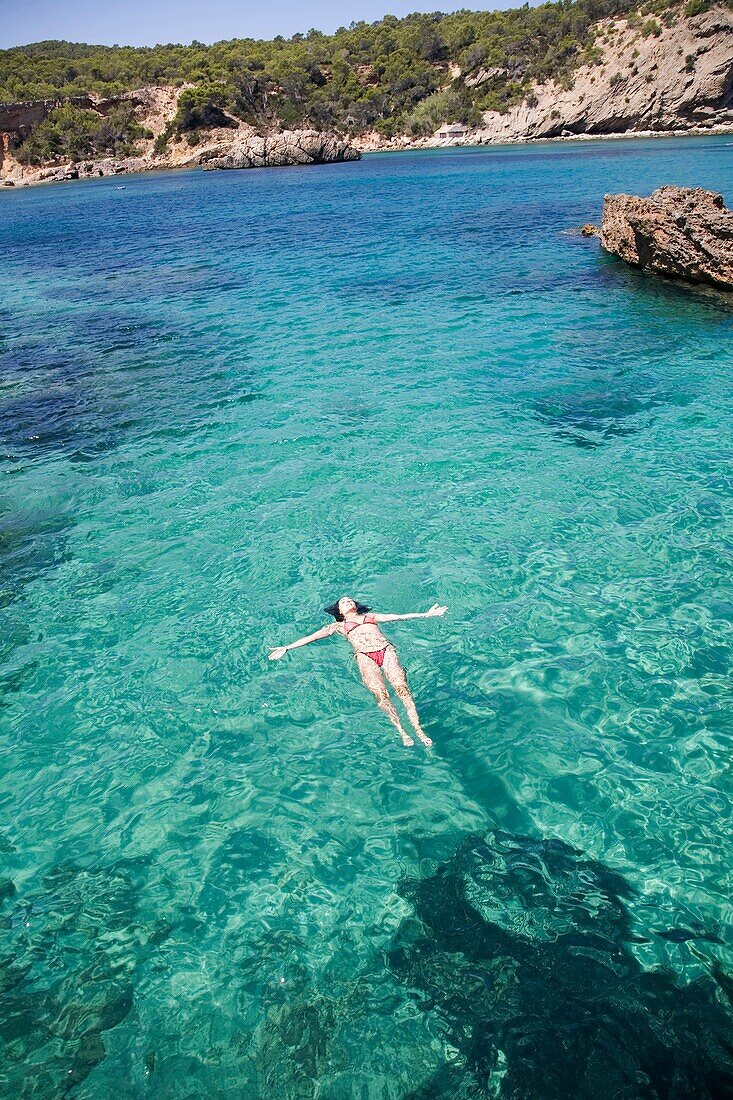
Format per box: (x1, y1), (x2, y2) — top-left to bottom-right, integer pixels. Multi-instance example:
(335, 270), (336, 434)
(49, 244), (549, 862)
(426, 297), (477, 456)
(599, 186), (733, 290)
(0, 859), (147, 1095)
(389, 829), (733, 1099)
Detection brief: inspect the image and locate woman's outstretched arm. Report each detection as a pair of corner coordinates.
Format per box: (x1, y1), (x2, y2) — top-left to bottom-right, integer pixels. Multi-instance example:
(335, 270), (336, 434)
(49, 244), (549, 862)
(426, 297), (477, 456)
(373, 603), (447, 624)
(268, 622), (338, 660)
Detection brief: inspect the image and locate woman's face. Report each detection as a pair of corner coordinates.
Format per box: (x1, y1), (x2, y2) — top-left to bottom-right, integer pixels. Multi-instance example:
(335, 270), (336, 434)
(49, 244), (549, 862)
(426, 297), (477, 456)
(338, 596), (357, 617)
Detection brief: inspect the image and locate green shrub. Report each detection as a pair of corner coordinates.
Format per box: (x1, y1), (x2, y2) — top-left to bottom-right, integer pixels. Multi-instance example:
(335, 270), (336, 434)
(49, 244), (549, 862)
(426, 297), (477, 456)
(16, 102), (147, 165)
(171, 83), (236, 133)
(373, 116), (398, 138)
(405, 88), (466, 135)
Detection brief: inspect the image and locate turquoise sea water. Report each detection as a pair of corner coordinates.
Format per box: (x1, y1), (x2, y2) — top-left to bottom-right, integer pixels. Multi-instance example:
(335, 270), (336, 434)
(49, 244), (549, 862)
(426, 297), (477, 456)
(1, 137), (733, 1097)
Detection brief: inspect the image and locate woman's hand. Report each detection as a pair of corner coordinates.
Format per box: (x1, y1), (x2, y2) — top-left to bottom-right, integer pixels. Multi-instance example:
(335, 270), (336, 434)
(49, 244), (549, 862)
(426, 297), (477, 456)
(426, 603), (447, 617)
(268, 646), (288, 661)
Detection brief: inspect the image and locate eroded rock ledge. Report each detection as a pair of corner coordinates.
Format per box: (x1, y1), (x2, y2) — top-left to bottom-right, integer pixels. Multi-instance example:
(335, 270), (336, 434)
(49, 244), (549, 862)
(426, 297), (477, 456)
(595, 185), (733, 291)
(201, 130), (360, 171)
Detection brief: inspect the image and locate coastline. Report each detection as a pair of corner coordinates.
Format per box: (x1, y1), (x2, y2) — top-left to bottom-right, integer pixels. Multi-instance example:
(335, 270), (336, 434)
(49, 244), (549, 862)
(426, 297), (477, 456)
(360, 121), (733, 153)
(3, 121), (733, 190)
(4, 4), (731, 190)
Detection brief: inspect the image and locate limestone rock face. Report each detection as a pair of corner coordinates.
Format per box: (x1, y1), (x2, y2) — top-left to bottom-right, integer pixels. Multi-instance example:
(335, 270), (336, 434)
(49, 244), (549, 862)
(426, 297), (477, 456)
(464, 67), (508, 89)
(599, 185), (733, 290)
(449, 5), (733, 145)
(21, 157), (146, 184)
(201, 130), (360, 171)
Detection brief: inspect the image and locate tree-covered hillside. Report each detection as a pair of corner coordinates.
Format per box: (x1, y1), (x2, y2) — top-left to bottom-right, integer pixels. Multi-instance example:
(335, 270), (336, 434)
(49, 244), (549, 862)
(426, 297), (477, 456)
(2, 0), (712, 141)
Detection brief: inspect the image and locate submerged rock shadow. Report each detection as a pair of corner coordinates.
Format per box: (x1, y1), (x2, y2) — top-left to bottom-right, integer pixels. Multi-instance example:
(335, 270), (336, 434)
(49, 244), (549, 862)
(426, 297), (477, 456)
(531, 388), (666, 449)
(0, 858), (150, 1096)
(389, 828), (733, 1099)
(598, 250), (733, 317)
(0, 506), (73, 613)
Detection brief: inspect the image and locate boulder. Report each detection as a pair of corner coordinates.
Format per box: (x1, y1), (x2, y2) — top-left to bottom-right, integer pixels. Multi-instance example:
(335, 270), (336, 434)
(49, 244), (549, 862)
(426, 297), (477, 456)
(599, 185), (733, 290)
(201, 129), (360, 171)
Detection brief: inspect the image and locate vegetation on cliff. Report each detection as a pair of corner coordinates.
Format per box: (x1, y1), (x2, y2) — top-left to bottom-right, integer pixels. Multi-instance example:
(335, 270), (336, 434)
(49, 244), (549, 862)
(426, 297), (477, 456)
(1, 0), (718, 149)
(14, 103), (151, 164)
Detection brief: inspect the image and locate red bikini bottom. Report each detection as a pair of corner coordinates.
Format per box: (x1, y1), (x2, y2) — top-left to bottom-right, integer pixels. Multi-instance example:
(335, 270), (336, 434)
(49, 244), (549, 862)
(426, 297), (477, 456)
(360, 646), (390, 667)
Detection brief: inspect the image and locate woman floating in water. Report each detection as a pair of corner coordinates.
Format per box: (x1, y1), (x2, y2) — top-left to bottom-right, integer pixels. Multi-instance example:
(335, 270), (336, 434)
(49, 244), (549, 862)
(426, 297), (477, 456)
(268, 597), (447, 747)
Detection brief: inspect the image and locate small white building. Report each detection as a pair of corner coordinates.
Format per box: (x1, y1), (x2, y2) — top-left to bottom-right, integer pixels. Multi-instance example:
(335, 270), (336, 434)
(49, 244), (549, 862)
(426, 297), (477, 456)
(435, 122), (468, 140)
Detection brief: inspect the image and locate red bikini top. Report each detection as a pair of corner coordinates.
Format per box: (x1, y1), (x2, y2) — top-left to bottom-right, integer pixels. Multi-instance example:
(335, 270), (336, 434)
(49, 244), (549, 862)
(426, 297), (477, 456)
(341, 613), (377, 635)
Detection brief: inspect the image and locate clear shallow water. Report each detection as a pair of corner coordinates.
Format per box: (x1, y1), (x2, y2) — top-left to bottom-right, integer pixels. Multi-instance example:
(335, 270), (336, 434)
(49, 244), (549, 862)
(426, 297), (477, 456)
(1, 137), (733, 1097)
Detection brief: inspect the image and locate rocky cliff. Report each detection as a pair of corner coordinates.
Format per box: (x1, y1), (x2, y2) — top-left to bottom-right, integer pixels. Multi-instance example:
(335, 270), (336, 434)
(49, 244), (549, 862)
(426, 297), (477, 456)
(472, 5), (733, 143)
(0, 85), (180, 184)
(355, 3), (733, 150)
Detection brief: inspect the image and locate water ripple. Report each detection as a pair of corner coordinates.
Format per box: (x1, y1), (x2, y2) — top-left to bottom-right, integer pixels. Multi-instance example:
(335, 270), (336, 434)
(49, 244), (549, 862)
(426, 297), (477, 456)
(1, 138), (732, 1095)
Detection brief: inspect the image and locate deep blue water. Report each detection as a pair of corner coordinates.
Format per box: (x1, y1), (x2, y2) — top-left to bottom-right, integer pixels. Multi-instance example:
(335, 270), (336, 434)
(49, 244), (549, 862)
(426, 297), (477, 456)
(1, 137), (733, 1097)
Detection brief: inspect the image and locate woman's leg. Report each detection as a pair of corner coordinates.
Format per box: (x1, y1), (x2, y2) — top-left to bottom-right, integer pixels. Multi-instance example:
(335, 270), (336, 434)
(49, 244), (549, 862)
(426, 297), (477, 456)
(355, 653), (414, 746)
(381, 646), (432, 746)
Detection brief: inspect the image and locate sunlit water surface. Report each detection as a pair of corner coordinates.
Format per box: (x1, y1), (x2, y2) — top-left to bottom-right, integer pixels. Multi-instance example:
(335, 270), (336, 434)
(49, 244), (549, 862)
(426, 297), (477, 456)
(1, 138), (733, 1097)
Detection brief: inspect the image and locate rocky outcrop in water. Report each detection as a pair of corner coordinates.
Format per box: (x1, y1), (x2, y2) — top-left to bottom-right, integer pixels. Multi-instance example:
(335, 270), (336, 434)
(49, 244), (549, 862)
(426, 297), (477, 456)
(0, 127), (359, 187)
(597, 185), (733, 290)
(201, 130), (360, 171)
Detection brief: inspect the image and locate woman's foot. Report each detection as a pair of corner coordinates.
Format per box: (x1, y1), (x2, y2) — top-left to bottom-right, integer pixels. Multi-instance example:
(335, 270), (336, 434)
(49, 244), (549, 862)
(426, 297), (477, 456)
(416, 728), (433, 747)
(401, 731), (415, 747)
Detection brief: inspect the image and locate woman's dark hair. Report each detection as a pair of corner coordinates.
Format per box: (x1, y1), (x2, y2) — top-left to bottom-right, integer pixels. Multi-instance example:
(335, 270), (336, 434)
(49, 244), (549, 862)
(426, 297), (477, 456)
(324, 599), (371, 622)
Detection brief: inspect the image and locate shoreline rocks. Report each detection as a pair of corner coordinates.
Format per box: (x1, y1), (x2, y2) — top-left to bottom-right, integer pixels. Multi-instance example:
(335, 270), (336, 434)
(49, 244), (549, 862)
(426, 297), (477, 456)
(200, 130), (360, 171)
(0, 129), (360, 187)
(597, 185), (733, 291)
(0, 155), (150, 186)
